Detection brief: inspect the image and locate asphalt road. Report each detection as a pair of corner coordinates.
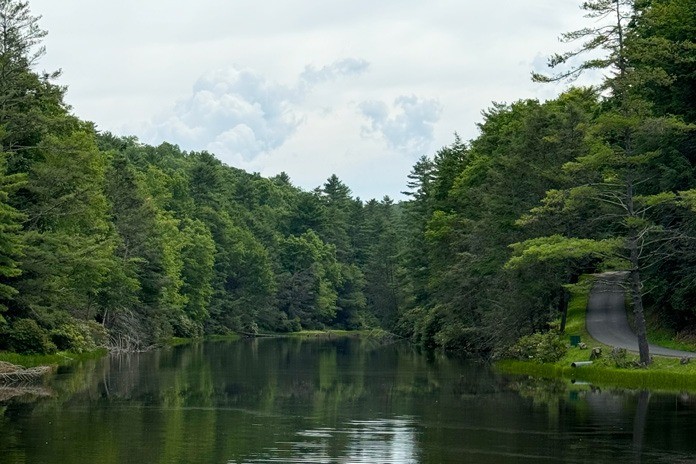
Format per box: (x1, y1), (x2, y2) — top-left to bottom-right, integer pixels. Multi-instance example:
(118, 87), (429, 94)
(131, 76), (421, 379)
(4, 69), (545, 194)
(586, 272), (695, 358)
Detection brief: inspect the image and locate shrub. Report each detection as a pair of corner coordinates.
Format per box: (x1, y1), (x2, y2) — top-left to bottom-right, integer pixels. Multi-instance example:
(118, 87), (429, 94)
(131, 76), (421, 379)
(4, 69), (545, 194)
(7, 319), (57, 354)
(170, 314), (203, 338)
(609, 346), (632, 368)
(434, 322), (483, 352)
(508, 331), (567, 363)
(50, 321), (109, 353)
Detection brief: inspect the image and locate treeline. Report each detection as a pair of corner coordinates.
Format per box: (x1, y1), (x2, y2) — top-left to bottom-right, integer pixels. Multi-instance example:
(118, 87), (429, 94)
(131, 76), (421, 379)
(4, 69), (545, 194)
(395, 0), (696, 360)
(2, 0), (695, 357)
(0, 1), (404, 353)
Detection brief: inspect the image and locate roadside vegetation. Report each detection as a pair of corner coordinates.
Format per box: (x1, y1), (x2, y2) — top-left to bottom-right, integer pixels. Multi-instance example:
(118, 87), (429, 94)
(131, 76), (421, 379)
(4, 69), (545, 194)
(497, 275), (696, 392)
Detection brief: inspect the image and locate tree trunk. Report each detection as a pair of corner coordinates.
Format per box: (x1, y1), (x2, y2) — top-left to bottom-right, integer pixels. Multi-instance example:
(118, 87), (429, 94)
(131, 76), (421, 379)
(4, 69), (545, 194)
(628, 235), (651, 365)
(625, 178), (651, 365)
(559, 288), (569, 333)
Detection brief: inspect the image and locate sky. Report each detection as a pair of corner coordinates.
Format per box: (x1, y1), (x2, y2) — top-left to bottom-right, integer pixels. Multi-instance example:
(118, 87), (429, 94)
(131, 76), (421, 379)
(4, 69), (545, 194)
(29, 0), (597, 200)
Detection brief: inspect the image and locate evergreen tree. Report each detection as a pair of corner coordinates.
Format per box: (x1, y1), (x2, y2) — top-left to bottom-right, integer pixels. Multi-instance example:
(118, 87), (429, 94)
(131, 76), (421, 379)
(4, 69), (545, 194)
(0, 150), (24, 319)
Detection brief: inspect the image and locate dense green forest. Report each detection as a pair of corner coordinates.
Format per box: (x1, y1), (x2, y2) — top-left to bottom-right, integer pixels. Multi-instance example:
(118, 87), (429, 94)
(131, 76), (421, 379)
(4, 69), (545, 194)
(0, 0), (694, 356)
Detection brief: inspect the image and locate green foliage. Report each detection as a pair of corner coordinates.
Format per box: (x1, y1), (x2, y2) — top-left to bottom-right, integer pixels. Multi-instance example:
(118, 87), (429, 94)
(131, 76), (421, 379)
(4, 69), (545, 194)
(179, 219), (215, 324)
(507, 331), (568, 364)
(0, 151), (25, 316)
(50, 320), (108, 353)
(5, 318), (56, 354)
(276, 230), (342, 328)
(506, 236), (622, 269)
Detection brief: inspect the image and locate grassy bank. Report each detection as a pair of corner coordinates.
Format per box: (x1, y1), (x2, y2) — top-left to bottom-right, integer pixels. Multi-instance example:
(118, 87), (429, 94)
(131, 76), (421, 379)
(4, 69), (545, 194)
(645, 325), (696, 353)
(0, 348), (107, 368)
(496, 275), (696, 392)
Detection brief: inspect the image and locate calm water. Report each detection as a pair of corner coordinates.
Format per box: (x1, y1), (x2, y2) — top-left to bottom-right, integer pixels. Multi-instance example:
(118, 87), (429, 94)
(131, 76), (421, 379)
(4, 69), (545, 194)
(1, 337), (696, 463)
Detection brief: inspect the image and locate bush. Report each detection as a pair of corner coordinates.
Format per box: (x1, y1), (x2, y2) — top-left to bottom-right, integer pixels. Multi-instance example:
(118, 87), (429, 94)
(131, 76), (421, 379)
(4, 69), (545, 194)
(609, 346), (632, 368)
(508, 331), (567, 363)
(50, 320), (109, 353)
(434, 322), (483, 352)
(7, 319), (57, 354)
(170, 314), (203, 338)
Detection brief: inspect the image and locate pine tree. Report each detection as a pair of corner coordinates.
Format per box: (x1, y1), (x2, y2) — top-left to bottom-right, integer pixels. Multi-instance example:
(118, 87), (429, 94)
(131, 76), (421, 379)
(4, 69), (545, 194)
(0, 150), (24, 319)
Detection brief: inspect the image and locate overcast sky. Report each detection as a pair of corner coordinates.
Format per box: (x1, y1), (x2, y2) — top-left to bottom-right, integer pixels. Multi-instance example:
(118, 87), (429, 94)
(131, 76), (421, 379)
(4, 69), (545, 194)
(29, 0), (596, 200)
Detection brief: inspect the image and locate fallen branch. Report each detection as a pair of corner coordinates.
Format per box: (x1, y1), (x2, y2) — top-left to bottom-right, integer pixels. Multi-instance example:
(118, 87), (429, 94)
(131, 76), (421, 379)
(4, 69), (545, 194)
(0, 362), (54, 385)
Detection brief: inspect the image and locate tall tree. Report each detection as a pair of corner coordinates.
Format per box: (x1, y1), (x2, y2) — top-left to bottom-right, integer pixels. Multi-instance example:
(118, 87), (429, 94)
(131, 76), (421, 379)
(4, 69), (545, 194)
(625, 0), (696, 122)
(0, 149), (24, 319)
(532, 0), (634, 89)
(362, 197), (402, 327)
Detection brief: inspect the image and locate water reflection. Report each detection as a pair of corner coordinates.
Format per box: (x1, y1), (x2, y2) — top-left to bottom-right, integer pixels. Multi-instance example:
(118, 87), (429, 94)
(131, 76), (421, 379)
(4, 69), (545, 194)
(1, 338), (696, 464)
(632, 390), (650, 463)
(240, 417), (418, 464)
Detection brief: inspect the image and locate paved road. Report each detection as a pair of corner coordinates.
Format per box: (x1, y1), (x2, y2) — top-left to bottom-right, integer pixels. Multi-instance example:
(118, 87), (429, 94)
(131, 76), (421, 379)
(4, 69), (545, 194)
(586, 272), (696, 358)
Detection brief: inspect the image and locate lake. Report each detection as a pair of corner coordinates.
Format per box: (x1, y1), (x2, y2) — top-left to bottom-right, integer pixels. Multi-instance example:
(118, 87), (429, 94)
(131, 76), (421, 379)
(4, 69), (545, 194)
(1, 336), (695, 463)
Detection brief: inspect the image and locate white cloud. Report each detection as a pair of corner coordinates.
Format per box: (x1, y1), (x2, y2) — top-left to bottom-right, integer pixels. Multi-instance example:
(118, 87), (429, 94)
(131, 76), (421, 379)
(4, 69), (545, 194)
(300, 58), (370, 87)
(142, 60), (369, 162)
(359, 95), (442, 155)
(147, 66), (298, 159)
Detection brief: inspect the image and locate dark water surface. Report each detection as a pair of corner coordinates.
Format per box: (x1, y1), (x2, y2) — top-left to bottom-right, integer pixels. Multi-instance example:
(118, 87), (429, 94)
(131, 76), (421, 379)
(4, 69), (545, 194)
(1, 337), (696, 463)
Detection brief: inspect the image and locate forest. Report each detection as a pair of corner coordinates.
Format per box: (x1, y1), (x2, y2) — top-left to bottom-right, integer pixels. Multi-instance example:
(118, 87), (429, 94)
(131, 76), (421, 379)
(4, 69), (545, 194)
(0, 0), (694, 356)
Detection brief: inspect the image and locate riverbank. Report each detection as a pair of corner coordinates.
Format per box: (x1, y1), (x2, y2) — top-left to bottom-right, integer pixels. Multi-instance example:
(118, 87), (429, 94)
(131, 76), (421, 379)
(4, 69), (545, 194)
(0, 348), (107, 368)
(1, 329), (391, 368)
(496, 275), (696, 392)
(167, 328), (395, 346)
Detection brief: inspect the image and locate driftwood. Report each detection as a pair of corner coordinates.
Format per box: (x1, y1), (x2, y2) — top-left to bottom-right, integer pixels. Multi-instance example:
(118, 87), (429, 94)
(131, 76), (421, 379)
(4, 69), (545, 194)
(107, 335), (155, 354)
(0, 361), (54, 385)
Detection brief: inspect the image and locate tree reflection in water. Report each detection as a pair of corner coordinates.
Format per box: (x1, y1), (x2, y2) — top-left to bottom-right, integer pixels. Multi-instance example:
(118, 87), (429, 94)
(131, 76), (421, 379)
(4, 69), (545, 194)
(1, 338), (696, 464)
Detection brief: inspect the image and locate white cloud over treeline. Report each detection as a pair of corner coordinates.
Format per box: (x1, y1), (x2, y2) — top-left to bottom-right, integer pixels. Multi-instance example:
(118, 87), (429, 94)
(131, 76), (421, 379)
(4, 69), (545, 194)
(359, 95), (442, 155)
(141, 57), (443, 170)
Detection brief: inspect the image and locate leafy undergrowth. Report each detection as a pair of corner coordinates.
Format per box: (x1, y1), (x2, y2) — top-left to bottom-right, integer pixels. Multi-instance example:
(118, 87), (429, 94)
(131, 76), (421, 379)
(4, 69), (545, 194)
(496, 274), (696, 393)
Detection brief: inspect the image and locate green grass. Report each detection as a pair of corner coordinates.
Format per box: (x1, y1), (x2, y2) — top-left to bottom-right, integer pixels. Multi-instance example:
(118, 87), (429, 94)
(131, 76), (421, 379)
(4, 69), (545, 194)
(646, 325), (696, 353)
(0, 348), (107, 368)
(498, 358), (696, 392)
(496, 274), (696, 393)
